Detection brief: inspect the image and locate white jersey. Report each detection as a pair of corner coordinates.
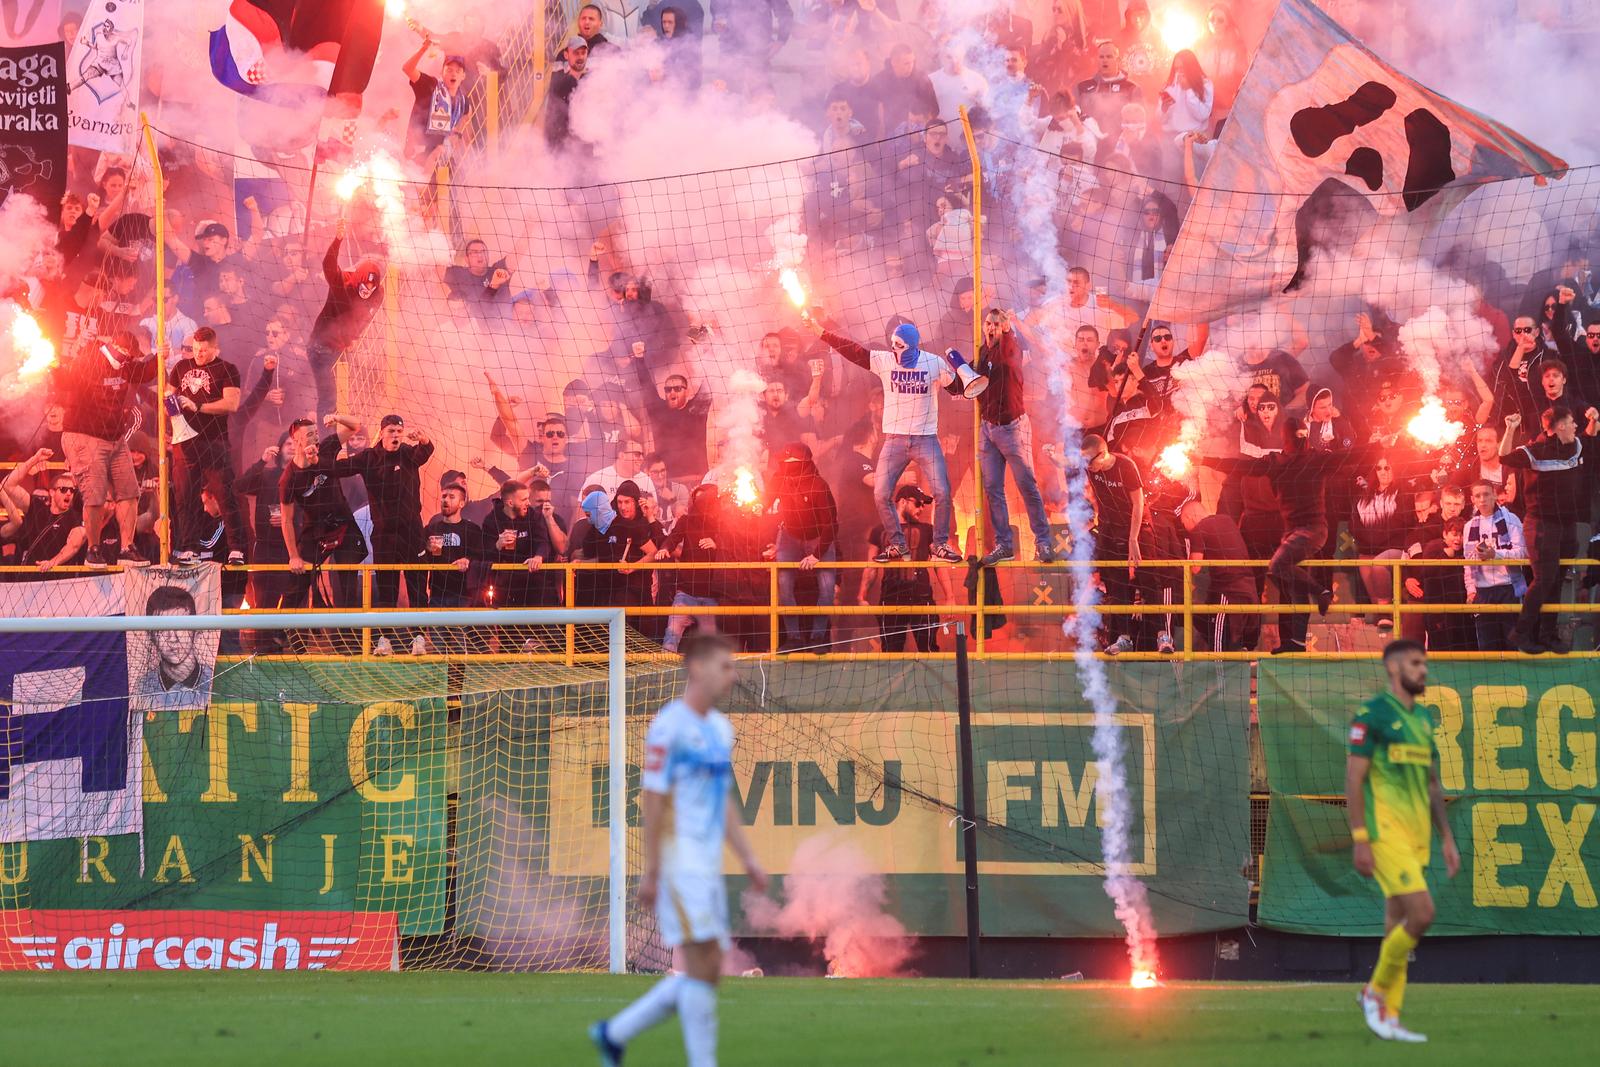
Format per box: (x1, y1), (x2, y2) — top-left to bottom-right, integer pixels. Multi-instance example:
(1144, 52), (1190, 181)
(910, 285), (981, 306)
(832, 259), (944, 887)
(642, 698), (736, 877)
(871, 348), (956, 437)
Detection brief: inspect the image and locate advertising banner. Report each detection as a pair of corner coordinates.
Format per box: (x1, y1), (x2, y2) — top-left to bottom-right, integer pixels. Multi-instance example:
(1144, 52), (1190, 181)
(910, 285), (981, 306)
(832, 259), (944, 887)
(1258, 660), (1600, 936)
(525, 661), (1254, 939)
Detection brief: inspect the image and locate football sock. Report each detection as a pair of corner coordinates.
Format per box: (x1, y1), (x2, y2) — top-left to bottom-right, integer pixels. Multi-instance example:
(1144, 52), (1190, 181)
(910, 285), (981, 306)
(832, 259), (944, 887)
(1370, 923), (1417, 1003)
(607, 975), (681, 1045)
(678, 977), (719, 1067)
(1388, 965), (1408, 1015)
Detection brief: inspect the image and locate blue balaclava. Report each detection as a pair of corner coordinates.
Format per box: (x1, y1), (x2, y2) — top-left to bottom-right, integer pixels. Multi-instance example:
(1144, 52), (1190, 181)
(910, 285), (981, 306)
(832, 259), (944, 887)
(892, 322), (921, 368)
(582, 490), (617, 535)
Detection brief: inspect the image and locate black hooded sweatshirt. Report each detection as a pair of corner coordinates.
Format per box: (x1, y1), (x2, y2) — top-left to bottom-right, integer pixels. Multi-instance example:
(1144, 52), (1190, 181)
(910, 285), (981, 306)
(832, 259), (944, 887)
(773, 443), (839, 555)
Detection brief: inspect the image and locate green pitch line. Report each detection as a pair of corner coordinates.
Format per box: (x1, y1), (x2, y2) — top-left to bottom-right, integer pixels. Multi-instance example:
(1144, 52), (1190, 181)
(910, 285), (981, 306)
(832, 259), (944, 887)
(0, 973), (1595, 1066)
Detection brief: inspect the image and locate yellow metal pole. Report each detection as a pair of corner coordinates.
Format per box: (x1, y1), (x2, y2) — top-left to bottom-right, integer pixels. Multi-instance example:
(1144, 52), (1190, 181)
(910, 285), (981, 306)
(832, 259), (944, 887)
(486, 71), (501, 165)
(361, 568), (372, 655)
(1182, 562), (1193, 660)
(141, 113), (170, 565)
(566, 568), (576, 667)
(957, 105), (986, 559)
(769, 565), (780, 654)
(1391, 557), (1403, 634)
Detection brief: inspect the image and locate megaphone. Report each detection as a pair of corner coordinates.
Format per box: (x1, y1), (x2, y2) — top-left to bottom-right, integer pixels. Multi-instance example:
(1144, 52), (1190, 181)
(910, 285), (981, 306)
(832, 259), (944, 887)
(947, 348), (989, 399)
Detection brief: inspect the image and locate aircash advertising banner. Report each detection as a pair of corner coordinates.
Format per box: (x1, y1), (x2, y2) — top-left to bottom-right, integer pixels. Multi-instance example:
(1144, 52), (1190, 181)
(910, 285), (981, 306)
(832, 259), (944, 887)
(1258, 661), (1600, 936)
(1, 661), (447, 970)
(537, 661), (1254, 938)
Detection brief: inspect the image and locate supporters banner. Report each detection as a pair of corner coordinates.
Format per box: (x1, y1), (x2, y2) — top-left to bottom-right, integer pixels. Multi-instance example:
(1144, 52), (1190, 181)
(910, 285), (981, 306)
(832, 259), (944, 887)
(0, 0), (63, 47)
(0, 661), (449, 938)
(1149, 0), (1566, 323)
(0, 575), (140, 844)
(0, 39), (67, 221)
(526, 661), (1254, 939)
(123, 565), (221, 714)
(1258, 660), (1600, 936)
(64, 0), (142, 154)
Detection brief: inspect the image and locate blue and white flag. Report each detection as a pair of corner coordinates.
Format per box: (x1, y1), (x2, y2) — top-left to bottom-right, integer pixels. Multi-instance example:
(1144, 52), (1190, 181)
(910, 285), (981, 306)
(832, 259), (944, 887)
(0, 575), (141, 843)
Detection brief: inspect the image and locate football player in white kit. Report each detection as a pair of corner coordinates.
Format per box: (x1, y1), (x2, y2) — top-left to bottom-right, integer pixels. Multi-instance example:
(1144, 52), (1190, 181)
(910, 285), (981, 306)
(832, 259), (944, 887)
(591, 633), (768, 1067)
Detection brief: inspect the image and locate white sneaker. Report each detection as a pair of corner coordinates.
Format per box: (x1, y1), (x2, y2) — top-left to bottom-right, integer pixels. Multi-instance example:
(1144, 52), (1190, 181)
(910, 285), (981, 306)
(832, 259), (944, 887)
(410, 635), (427, 656)
(1386, 1019), (1428, 1043)
(372, 637), (394, 657)
(1157, 630), (1175, 654)
(1104, 635), (1135, 656)
(1358, 985), (1393, 1040)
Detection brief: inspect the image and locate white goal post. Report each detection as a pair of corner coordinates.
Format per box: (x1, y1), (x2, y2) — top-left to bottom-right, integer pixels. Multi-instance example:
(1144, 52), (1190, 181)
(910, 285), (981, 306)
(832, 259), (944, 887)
(0, 607), (634, 974)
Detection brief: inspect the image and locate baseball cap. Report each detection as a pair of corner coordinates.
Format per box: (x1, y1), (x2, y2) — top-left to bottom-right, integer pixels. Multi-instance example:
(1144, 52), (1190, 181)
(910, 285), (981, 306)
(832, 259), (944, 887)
(381, 414), (405, 429)
(894, 485), (934, 506)
(443, 54), (468, 69)
(441, 469), (467, 488)
(566, 34), (588, 51)
(194, 220), (229, 241)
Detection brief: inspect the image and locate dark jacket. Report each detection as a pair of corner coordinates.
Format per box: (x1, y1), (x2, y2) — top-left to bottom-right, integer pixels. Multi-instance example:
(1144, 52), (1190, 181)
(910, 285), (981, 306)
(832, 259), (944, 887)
(772, 443), (839, 555)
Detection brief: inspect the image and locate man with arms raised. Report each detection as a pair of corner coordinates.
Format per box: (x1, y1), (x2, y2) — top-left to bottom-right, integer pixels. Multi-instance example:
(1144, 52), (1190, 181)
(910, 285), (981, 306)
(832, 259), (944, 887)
(591, 633), (768, 1067)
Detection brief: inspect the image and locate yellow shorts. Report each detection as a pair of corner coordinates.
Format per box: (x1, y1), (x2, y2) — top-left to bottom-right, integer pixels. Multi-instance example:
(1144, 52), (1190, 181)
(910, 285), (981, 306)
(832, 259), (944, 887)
(1371, 833), (1430, 898)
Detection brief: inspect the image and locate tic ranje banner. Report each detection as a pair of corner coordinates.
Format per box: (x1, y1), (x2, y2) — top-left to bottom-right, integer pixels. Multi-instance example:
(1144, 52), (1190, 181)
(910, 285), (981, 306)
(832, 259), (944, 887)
(0, 661), (448, 970)
(535, 661), (1253, 939)
(1257, 660), (1600, 937)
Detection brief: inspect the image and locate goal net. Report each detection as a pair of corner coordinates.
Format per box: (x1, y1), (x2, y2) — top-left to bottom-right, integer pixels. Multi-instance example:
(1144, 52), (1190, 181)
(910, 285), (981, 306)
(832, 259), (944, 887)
(0, 591), (684, 973)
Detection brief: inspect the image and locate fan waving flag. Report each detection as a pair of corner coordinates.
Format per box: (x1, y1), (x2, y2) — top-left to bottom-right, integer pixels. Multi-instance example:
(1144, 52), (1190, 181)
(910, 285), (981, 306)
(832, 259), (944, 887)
(1149, 0), (1567, 324)
(209, 0), (383, 107)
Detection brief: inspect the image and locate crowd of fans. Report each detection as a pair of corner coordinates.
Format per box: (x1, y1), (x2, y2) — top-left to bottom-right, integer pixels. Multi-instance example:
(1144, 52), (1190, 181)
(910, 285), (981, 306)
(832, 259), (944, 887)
(3, 1), (1596, 657)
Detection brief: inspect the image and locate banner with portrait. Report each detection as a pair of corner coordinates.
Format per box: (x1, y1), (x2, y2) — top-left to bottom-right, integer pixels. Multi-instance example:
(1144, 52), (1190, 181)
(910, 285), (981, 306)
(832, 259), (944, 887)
(123, 565), (221, 714)
(65, 0), (141, 154)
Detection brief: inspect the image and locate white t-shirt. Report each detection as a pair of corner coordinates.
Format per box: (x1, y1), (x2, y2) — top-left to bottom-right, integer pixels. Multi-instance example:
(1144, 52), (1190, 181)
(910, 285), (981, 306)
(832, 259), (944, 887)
(929, 66), (989, 122)
(642, 698), (736, 877)
(582, 466), (658, 503)
(873, 348), (955, 437)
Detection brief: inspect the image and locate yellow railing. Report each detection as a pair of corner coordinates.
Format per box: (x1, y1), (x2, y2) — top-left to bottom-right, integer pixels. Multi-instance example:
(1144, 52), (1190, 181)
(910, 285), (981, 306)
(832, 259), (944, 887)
(8, 556), (1594, 662)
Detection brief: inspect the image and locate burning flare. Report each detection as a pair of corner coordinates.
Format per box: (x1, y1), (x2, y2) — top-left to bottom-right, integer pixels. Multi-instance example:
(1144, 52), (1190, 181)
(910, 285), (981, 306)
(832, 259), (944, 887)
(1154, 443), (1191, 479)
(1157, 7), (1203, 52)
(732, 466), (760, 511)
(778, 268), (807, 309)
(1130, 968), (1159, 989)
(1407, 396), (1465, 448)
(335, 168), (367, 202)
(7, 306), (56, 387)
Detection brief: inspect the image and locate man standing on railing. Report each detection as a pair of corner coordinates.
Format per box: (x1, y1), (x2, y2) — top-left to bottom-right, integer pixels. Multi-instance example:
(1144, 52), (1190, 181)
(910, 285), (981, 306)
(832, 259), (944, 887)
(347, 415), (435, 656)
(170, 326), (246, 567)
(57, 329), (154, 569)
(804, 309), (968, 564)
(1200, 419), (1384, 654)
(957, 309), (1054, 565)
(308, 218), (384, 416)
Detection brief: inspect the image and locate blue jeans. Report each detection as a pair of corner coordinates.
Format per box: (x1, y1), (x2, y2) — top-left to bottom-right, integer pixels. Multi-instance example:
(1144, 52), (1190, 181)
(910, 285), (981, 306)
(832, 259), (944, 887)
(875, 434), (951, 550)
(979, 416), (1050, 550)
(776, 528), (836, 646)
(664, 591), (718, 652)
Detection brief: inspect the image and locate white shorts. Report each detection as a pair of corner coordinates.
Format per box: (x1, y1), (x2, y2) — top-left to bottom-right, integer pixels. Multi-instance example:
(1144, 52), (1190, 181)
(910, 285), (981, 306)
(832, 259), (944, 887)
(657, 869), (730, 950)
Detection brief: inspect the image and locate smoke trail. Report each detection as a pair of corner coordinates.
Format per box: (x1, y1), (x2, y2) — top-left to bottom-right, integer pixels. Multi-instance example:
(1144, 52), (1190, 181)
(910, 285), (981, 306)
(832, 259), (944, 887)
(939, 24), (1162, 982)
(742, 834), (912, 978)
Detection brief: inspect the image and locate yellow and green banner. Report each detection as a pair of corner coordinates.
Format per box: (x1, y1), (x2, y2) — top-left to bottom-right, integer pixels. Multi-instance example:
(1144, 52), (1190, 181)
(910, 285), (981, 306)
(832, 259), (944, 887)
(1258, 660), (1600, 936)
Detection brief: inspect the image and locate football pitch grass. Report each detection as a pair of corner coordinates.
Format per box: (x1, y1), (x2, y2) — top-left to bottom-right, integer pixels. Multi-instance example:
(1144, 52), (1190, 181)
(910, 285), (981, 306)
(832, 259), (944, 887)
(1, 973), (1594, 1065)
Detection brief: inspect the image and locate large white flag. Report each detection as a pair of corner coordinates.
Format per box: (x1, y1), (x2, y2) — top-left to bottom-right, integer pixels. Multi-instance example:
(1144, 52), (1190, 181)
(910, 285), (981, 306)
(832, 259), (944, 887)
(1150, 0), (1567, 324)
(65, 0), (143, 154)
